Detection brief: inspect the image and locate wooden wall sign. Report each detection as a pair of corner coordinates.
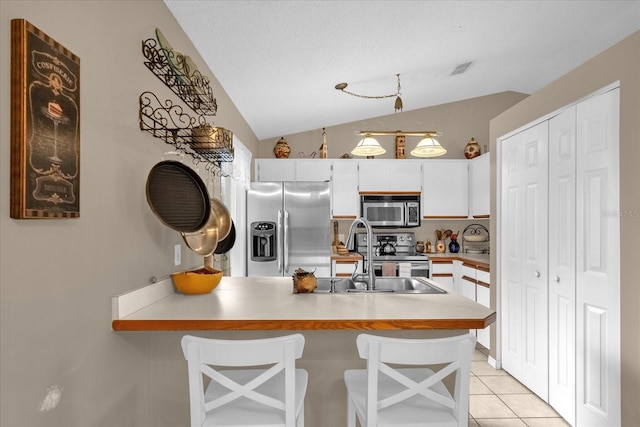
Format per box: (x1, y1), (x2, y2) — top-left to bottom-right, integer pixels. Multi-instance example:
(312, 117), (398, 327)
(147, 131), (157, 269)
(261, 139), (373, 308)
(10, 19), (80, 219)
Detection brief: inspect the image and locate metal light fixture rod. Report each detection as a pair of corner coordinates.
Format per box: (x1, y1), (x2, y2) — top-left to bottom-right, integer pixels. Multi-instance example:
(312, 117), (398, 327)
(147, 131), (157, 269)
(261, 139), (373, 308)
(356, 130), (441, 137)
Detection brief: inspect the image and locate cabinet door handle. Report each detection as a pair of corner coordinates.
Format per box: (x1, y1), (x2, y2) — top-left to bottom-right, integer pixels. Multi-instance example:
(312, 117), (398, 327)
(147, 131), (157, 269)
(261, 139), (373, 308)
(554, 276), (560, 282)
(535, 271), (541, 278)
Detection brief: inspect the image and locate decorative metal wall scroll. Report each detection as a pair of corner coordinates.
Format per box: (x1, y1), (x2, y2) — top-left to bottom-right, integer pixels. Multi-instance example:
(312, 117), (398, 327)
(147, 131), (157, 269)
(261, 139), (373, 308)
(139, 30), (233, 167)
(139, 92), (233, 164)
(10, 19), (81, 219)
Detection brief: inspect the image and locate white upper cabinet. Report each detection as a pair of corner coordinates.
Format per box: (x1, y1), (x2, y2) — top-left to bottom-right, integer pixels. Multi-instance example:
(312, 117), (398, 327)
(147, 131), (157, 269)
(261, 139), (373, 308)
(295, 159), (332, 181)
(331, 160), (359, 218)
(469, 153), (490, 218)
(255, 159), (331, 182)
(254, 157), (487, 220)
(358, 160), (422, 192)
(421, 159), (468, 218)
(255, 159), (295, 181)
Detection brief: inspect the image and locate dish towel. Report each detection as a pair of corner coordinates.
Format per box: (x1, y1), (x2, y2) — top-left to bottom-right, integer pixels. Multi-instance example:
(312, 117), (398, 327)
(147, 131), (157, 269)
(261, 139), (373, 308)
(398, 262), (412, 277)
(381, 262), (397, 277)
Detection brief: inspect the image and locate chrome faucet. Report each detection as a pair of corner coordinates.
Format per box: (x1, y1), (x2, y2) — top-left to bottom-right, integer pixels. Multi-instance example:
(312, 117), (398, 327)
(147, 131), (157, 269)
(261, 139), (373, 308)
(346, 217), (376, 290)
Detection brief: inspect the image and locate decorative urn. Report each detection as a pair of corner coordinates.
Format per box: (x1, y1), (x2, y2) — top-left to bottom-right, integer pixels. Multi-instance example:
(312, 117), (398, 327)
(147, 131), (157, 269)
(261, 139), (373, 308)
(273, 137), (291, 158)
(464, 137), (481, 159)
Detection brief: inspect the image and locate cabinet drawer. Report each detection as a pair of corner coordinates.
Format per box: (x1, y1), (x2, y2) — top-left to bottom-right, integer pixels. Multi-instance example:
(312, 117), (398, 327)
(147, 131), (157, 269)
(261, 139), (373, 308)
(476, 270), (490, 287)
(431, 261), (453, 274)
(334, 261), (359, 275)
(461, 265), (476, 279)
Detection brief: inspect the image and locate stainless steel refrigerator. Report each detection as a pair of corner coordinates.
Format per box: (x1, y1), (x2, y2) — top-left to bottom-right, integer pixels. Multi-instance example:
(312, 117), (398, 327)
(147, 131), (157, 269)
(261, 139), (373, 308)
(247, 181), (331, 277)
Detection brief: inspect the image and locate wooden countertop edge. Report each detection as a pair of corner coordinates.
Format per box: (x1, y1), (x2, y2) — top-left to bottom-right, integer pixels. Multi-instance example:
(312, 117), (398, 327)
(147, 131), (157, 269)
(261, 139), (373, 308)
(112, 313), (496, 332)
(331, 254), (363, 261)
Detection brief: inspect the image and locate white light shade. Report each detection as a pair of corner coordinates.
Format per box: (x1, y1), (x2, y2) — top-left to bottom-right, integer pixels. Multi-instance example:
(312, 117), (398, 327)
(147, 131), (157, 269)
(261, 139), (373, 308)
(410, 136), (447, 158)
(351, 136), (386, 157)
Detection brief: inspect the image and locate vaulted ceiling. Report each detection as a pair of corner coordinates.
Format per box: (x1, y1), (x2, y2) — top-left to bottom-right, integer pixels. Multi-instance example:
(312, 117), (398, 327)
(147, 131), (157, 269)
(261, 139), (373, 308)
(165, 1), (640, 140)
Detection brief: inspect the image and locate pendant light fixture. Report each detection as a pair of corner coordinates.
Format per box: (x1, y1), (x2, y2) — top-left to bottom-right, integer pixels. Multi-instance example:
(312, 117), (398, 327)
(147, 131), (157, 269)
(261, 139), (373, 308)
(354, 131), (446, 158)
(410, 135), (447, 157)
(351, 134), (386, 157)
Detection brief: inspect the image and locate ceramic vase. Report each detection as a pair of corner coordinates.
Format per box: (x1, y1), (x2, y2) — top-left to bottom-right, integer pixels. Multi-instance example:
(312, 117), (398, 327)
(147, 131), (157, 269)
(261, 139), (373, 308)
(464, 137), (481, 159)
(448, 238), (460, 253)
(273, 137), (291, 158)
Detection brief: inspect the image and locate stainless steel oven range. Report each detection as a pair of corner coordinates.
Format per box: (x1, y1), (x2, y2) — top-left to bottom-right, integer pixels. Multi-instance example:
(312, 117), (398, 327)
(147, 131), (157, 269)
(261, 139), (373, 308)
(355, 231), (431, 278)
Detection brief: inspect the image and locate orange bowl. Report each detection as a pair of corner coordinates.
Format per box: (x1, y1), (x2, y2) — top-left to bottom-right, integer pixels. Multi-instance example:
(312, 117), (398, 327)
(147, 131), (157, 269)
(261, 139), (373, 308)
(171, 267), (223, 294)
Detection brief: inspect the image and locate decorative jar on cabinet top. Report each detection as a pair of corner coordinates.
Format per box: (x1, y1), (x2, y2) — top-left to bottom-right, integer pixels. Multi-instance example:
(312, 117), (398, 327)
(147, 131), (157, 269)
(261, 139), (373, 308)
(464, 137), (481, 159)
(273, 137), (291, 158)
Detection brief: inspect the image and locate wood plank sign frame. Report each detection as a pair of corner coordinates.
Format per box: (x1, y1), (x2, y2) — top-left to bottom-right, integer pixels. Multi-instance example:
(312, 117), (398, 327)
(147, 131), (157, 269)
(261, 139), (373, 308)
(10, 19), (80, 219)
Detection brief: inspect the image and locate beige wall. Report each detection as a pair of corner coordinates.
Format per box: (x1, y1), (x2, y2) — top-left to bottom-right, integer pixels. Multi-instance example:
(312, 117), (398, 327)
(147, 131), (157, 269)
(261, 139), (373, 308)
(489, 31), (640, 426)
(256, 91), (527, 161)
(0, 1), (257, 426)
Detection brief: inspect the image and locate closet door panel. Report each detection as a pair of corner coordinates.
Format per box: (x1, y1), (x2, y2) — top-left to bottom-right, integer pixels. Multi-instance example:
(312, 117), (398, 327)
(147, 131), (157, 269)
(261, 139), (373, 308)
(500, 132), (524, 378)
(548, 106), (577, 425)
(576, 88), (620, 426)
(520, 122), (549, 400)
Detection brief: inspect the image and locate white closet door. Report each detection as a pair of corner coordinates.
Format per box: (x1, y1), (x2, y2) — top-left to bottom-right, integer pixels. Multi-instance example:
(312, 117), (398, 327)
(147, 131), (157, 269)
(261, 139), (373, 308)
(548, 106), (577, 425)
(500, 121), (549, 400)
(519, 121), (549, 400)
(575, 88), (620, 426)
(500, 130), (525, 379)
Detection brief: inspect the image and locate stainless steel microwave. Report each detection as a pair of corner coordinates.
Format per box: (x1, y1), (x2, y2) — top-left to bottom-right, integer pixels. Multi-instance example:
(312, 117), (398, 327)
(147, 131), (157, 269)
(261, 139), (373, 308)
(361, 194), (420, 228)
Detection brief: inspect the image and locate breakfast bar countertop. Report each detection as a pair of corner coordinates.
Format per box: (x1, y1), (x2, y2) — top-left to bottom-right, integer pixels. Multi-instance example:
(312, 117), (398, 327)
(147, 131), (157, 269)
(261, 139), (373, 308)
(112, 276), (495, 331)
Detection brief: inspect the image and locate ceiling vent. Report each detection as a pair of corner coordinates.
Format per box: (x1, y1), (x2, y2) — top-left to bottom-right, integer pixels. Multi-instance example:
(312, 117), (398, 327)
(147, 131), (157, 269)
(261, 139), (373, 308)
(451, 61), (473, 75)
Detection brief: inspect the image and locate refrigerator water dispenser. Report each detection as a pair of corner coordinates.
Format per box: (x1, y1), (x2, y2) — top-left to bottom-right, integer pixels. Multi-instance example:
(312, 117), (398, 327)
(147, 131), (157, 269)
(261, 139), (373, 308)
(251, 221), (276, 261)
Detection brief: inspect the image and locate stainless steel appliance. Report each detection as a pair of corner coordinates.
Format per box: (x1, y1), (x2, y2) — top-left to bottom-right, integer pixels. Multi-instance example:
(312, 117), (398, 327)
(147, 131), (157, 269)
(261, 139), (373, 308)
(247, 182), (331, 277)
(355, 231), (431, 278)
(360, 194), (420, 228)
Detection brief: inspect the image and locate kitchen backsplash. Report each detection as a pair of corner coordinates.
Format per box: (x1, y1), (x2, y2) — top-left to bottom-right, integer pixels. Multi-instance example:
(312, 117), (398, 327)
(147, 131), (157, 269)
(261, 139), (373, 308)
(335, 218), (490, 252)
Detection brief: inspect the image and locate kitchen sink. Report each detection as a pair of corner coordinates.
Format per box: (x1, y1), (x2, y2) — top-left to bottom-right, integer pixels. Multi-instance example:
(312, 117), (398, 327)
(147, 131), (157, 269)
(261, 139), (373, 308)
(314, 277), (446, 294)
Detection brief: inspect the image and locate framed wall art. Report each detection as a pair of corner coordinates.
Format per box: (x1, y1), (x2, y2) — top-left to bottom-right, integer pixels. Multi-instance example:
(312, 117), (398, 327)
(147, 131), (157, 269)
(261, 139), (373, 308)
(10, 19), (80, 219)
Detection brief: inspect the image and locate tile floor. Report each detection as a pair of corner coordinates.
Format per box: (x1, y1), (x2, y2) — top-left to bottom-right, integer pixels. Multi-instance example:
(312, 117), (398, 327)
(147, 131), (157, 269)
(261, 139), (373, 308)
(469, 346), (570, 427)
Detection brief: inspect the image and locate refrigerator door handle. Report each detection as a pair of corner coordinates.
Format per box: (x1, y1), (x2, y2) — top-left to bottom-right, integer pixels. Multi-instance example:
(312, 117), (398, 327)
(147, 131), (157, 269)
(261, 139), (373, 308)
(283, 210), (290, 274)
(277, 210), (283, 274)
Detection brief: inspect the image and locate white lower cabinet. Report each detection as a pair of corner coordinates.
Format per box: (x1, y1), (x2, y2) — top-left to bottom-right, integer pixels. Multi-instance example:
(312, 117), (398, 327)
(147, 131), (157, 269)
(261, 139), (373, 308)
(500, 87), (620, 426)
(331, 258), (361, 277)
(475, 271), (490, 349)
(461, 262), (491, 349)
(430, 259), (454, 292)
